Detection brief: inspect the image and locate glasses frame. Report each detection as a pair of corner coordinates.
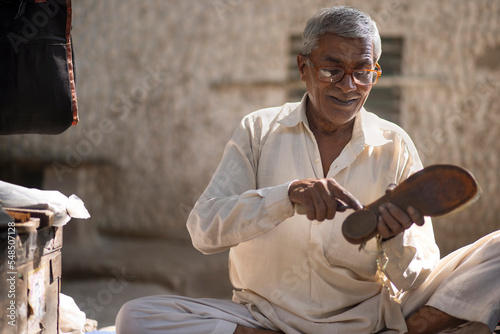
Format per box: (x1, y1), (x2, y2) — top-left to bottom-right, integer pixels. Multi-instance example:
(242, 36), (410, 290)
(307, 58), (382, 86)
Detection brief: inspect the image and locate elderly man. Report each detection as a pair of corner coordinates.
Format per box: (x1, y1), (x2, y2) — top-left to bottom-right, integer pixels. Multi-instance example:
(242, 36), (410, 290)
(116, 6), (499, 334)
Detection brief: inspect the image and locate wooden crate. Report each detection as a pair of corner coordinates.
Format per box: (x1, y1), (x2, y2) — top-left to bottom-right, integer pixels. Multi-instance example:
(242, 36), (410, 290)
(0, 209), (62, 334)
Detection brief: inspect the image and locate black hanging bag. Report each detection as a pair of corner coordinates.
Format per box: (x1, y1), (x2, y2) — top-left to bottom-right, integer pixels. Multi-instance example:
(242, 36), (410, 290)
(0, 0), (78, 135)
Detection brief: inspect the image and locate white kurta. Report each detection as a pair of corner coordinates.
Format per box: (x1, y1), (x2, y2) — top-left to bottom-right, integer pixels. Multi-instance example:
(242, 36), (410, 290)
(116, 94), (499, 334)
(187, 94), (441, 333)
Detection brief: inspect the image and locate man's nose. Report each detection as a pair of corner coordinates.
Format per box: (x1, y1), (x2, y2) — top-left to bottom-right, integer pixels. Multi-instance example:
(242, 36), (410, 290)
(335, 73), (357, 92)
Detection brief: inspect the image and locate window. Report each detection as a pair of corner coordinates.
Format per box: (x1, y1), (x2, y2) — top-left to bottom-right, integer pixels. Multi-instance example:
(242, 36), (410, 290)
(365, 37), (403, 124)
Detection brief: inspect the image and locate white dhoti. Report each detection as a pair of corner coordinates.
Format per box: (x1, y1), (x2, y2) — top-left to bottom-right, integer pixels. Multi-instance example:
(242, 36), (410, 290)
(115, 231), (500, 334)
(115, 295), (265, 334)
(402, 231), (500, 326)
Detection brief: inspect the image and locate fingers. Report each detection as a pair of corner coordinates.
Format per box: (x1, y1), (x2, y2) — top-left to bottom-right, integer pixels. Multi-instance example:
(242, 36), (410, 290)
(326, 180), (363, 211)
(289, 178), (361, 221)
(378, 203), (423, 239)
(307, 180), (334, 221)
(289, 179), (330, 221)
(407, 206), (425, 226)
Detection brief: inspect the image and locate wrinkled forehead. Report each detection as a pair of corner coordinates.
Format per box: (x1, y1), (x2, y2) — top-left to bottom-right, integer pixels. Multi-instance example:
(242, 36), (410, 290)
(313, 33), (375, 66)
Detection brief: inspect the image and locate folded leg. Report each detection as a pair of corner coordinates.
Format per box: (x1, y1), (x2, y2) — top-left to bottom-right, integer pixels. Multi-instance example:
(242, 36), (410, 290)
(115, 295), (271, 334)
(403, 231), (500, 332)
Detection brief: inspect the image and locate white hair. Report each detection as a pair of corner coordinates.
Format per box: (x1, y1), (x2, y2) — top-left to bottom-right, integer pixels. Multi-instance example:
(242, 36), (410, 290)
(302, 6), (382, 63)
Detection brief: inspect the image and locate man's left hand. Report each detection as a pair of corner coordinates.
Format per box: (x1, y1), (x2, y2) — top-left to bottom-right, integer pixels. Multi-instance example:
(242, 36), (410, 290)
(377, 203), (425, 239)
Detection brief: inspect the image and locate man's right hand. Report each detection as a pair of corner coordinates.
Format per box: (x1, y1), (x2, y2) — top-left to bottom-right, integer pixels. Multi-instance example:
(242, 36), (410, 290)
(288, 178), (363, 221)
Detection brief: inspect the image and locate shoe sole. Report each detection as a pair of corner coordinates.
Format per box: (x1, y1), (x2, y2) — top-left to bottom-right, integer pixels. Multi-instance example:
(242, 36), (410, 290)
(342, 164), (481, 244)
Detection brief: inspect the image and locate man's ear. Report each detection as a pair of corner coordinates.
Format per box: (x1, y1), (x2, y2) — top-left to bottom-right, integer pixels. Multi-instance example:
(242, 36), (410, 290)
(297, 54), (308, 82)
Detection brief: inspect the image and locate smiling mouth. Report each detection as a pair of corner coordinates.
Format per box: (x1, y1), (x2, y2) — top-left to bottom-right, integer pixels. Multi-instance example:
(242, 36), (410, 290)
(330, 96), (358, 104)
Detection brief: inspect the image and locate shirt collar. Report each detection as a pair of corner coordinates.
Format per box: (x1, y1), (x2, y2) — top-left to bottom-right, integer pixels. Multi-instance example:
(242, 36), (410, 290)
(276, 93), (308, 128)
(278, 93), (390, 148)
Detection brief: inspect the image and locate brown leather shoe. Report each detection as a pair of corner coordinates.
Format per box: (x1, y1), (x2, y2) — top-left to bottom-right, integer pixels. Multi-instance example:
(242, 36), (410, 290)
(342, 164), (481, 244)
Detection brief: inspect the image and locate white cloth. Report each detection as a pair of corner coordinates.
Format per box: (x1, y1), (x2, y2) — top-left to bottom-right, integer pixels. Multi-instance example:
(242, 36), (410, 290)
(59, 294), (86, 334)
(115, 232), (500, 334)
(187, 94), (439, 333)
(116, 296), (263, 334)
(402, 230), (500, 331)
(115, 229), (500, 333)
(116, 95), (500, 333)
(0, 181), (90, 226)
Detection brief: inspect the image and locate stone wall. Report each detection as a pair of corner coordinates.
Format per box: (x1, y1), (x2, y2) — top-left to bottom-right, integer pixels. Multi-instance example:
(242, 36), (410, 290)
(1, 0), (499, 259)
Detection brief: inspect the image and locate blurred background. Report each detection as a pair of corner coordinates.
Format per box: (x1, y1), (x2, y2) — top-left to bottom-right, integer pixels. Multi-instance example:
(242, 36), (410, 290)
(1, 0), (499, 328)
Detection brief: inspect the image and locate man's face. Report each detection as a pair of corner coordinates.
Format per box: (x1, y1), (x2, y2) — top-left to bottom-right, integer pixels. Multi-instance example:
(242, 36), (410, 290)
(298, 33), (375, 131)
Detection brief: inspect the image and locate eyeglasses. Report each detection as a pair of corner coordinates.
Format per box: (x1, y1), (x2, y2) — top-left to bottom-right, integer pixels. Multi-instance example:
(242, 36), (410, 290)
(307, 58), (382, 86)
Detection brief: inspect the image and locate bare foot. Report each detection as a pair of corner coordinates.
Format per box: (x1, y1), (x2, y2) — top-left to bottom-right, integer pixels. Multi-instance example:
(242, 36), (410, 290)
(233, 325), (284, 334)
(405, 306), (467, 334)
